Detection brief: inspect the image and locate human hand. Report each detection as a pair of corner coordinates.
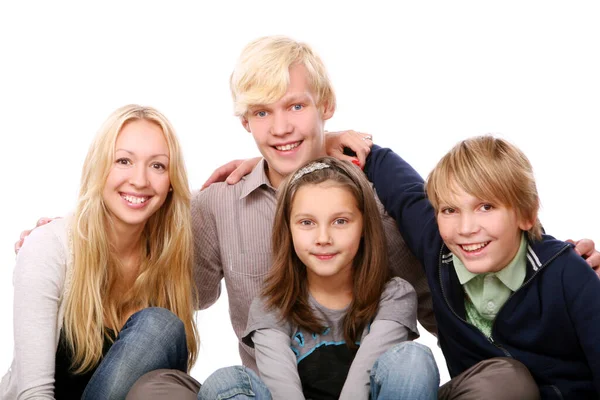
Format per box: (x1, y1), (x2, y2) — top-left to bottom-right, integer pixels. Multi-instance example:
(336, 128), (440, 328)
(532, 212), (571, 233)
(567, 238), (600, 276)
(325, 130), (373, 169)
(200, 157), (262, 190)
(14, 217), (59, 254)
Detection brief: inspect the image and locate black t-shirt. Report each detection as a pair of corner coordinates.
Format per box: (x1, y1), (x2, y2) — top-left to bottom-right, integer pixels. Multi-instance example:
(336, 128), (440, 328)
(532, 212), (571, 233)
(54, 329), (114, 399)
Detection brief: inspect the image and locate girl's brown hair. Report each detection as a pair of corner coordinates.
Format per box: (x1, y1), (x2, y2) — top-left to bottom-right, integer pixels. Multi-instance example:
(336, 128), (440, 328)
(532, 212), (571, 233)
(262, 156), (389, 347)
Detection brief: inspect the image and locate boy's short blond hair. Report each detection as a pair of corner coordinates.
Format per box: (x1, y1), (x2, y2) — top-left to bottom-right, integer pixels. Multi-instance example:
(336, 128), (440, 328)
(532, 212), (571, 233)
(425, 135), (543, 241)
(230, 35), (336, 117)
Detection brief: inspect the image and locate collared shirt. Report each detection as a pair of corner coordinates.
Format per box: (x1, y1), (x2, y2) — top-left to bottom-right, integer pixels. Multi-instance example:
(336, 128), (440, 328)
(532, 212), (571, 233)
(191, 159), (433, 371)
(453, 234), (527, 336)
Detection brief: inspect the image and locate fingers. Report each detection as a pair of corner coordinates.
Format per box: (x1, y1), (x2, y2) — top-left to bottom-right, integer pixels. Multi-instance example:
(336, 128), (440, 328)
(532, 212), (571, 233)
(15, 217), (58, 255)
(225, 157), (262, 185)
(15, 229), (31, 255)
(200, 160), (245, 190)
(569, 238), (600, 269)
(325, 130), (374, 168)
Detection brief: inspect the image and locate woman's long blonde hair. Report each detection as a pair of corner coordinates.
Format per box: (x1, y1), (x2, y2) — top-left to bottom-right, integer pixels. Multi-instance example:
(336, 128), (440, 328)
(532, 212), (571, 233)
(63, 104), (198, 373)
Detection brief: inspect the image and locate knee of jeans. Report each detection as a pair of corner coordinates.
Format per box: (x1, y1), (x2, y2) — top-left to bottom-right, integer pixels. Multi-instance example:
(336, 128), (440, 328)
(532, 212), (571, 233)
(373, 342), (436, 376)
(209, 366), (251, 383)
(127, 307), (185, 339)
(201, 366), (264, 398)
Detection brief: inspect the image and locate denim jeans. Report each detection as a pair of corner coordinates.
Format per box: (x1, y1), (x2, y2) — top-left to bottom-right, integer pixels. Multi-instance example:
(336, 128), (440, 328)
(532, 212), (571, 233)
(197, 342), (438, 400)
(198, 366), (272, 400)
(370, 341), (439, 400)
(82, 307), (188, 400)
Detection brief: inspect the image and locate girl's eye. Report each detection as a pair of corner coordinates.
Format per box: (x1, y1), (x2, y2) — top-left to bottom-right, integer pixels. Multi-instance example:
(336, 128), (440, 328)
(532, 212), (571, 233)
(333, 218), (347, 225)
(299, 220), (314, 226)
(292, 104), (303, 111)
(152, 162), (166, 171)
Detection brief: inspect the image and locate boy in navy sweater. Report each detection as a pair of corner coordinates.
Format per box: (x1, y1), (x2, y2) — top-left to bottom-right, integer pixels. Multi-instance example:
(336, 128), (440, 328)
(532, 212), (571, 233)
(364, 136), (600, 399)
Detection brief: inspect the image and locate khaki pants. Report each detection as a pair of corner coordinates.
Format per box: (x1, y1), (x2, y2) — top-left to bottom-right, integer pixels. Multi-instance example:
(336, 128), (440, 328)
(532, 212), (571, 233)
(438, 358), (540, 400)
(127, 369), (200, 400)
(128, 357), (540, 400)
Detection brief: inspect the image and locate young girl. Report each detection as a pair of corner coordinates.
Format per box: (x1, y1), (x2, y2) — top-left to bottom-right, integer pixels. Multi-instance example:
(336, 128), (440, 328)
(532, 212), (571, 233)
(220, 157), (439, 400)
(1, 105), (198, 399)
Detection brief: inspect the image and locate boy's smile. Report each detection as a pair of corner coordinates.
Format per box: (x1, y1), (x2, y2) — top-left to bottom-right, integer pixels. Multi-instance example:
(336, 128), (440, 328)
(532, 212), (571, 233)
(242, 64), (333, 188)
(436, 187), (533, 274)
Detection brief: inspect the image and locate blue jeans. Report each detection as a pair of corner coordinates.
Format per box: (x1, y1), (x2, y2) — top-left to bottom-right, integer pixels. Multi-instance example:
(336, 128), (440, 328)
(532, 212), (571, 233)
(198, 342), (438, 400)
(82, 307), (188, 400)
(198, 366), (272, 400)
(370, 342), (439, 400)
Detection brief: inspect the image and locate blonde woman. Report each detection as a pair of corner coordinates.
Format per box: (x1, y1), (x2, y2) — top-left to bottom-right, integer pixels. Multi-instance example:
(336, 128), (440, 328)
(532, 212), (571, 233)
(1, 105), (198, 399)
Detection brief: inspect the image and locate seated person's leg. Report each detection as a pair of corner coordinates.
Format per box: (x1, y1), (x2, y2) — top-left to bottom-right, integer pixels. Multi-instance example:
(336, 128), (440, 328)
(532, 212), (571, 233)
(199, 366), (272, 400)
(438, 357), (539, 400)
(127, 369), (200, 400)
(370, 341), (439, 400)
(83, 307), (189, 400)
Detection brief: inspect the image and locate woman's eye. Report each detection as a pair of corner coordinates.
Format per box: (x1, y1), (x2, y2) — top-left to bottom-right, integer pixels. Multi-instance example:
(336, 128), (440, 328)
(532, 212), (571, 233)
(116, 158), (131, 166)
(481, 204), (494, 211)
(152, 162), (166, 171)
(441, 208), (456, 215)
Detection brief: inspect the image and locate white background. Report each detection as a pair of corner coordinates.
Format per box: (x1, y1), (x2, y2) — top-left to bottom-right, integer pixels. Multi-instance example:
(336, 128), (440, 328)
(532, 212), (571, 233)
(1, 0), (599, 388)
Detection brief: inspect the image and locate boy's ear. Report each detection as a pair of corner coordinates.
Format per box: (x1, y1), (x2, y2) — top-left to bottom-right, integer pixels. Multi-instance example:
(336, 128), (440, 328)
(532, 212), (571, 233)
(321, 101), (335, 121)
(518, 214), (536, 231)
(241, 116), (251, 132)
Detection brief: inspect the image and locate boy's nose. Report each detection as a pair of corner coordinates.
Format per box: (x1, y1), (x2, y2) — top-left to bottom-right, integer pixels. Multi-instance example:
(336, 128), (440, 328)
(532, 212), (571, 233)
(458, 214), (479, 235)
(270, 111), (292, 136)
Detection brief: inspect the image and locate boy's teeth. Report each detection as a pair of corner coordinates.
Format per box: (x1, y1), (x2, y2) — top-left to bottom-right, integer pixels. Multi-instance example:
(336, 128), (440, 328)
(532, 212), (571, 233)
(122, 194), (148, 204)
(461, 242), (489, 252)
(276, 142), (300, 151)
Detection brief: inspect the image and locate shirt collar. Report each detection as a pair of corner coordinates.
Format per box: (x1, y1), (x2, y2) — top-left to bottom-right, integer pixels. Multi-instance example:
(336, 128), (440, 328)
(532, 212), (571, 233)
(453, 233), (528, 291)
(239, 158), (275, 199)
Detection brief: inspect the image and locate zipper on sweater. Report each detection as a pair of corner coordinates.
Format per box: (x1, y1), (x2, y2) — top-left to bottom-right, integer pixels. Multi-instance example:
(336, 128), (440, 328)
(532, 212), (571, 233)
(437, 247), (510, 356)
(489, 243), (572, 337)
(439, 243), (572, 359)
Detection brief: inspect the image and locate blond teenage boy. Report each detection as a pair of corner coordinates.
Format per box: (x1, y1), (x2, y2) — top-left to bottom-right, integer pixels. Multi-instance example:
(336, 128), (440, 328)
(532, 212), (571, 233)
(126, 36), (433, 398)
(363, 136), (600, 399)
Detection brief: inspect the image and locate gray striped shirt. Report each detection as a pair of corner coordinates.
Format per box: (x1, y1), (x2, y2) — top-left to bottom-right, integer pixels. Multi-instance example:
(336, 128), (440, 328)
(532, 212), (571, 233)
(191, 159), (434, 371)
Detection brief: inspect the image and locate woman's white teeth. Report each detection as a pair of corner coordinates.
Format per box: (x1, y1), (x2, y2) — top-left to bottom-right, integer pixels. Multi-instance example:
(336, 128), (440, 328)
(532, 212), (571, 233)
(276, 142), (300, 151)
(461, 242), (489, 252)
(122, 194), (148, 204)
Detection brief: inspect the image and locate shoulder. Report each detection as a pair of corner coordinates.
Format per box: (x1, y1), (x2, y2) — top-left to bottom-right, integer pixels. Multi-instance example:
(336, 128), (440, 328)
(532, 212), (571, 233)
(380, 277), (417, 304)
(243, 296), (292, 346)
(192, 182), (240, 209)
(374, 278), (418, 331)
(18, 217), (70, 260)
(14, 217), (71, 287)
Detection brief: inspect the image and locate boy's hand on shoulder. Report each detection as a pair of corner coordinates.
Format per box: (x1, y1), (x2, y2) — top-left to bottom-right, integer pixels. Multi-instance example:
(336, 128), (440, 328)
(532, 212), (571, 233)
(14, 217), (59, 255)
(200, 157), (262, 190)
(567, 238), (600, 276)
(325, 130), (373, 169)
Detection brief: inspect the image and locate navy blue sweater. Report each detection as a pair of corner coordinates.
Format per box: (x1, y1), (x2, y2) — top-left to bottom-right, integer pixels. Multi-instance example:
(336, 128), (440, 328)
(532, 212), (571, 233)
(365, 145), (600, 399)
